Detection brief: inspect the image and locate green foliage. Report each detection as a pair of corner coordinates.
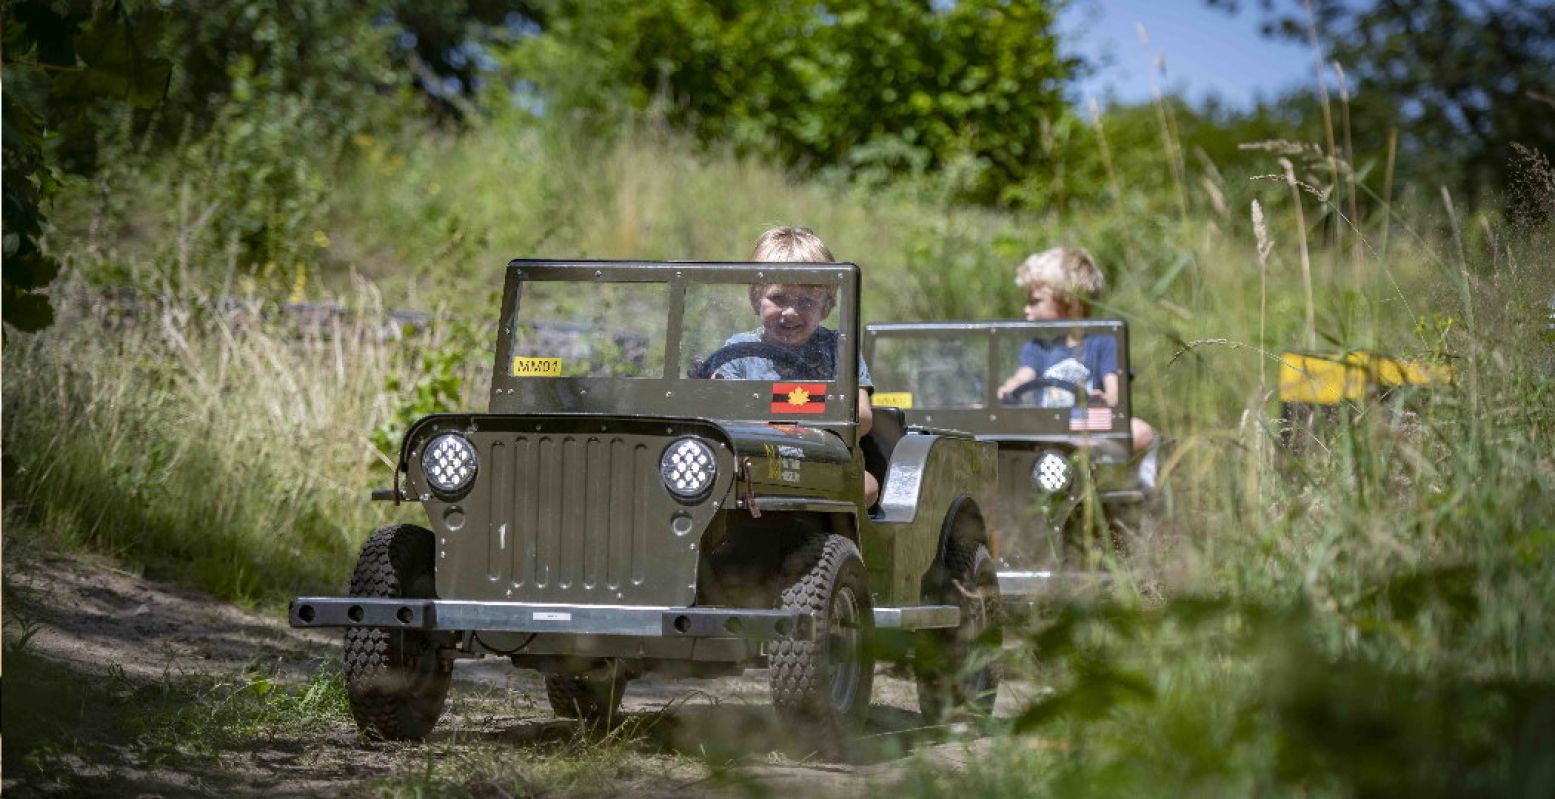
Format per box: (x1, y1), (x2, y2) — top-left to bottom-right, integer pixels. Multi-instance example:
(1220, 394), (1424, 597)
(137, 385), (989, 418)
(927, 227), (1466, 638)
(372, 323), (482, 463)
(502, 0), (1081, 204)
(1, 0), (172, 333)
(0, 292), (443, 603)
(1208, 0), (1555, 202)
(3, 648), (351, 789)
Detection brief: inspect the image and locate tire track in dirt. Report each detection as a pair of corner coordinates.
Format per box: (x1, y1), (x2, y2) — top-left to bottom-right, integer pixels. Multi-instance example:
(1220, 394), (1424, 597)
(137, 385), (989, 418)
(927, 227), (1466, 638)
(3, 554), (1033, 797)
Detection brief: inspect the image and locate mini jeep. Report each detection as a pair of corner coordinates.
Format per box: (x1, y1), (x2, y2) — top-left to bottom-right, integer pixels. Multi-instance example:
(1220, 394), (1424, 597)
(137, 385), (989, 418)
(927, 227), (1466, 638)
(863, 319), (1164, 601)
(292, 260), (1002, 744)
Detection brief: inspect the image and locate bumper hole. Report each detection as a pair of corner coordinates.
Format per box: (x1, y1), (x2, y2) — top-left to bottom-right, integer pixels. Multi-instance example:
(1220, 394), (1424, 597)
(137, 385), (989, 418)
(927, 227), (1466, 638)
(297, 605), (315, 623)
(724, 618), (743, 634)
(347, 605), (364, 622)
(396, 607), (414, 624)
(673, 615), (691, 634)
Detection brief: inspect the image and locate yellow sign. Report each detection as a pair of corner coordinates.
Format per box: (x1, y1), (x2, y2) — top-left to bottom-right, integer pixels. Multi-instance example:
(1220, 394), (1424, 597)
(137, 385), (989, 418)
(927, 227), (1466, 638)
(1278, 351), (1453, 404)
(511, 357), (563, 377)
(872, 392), (913, 409)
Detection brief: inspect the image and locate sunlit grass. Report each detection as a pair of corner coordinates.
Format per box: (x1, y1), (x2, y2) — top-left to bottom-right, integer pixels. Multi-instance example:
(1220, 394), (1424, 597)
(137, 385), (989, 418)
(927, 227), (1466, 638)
(9, 105), (1555, 795)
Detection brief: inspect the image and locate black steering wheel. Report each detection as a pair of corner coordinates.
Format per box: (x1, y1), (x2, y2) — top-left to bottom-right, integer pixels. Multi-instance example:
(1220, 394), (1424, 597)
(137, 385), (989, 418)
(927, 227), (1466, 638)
(1001, 376), (1085, 407)
(691, 341), (817, 379)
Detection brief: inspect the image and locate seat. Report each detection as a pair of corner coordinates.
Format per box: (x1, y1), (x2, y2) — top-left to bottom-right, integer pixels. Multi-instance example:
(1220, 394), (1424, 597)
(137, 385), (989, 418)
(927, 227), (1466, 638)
(861, 406), (907, 496)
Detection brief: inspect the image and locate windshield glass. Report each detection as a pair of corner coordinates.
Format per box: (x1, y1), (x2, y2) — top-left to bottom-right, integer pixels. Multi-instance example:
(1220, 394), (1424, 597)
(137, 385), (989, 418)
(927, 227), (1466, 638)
(681, 282), (843, 383)
(996, 328), (1121, 409)
(508, 281), (669, 378)
(507, 277), (852, 384)
(869, 334), (986, 408)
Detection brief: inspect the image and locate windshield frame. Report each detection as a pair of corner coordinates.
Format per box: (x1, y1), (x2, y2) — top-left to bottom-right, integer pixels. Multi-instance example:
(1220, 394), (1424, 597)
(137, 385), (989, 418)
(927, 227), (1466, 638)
(864, 319), (1131, 443)
(490, 260), (861, 430)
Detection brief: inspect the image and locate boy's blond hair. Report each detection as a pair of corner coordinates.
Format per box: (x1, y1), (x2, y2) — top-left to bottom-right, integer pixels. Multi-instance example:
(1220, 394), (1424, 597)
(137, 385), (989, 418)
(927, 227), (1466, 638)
(1014, 246), (1105, 315)
(748, 226), (837, 313)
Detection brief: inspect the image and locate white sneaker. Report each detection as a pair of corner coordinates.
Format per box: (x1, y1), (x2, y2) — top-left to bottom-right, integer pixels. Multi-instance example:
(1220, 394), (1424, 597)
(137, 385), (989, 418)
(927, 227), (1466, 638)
(1136, 446), (1159, 490)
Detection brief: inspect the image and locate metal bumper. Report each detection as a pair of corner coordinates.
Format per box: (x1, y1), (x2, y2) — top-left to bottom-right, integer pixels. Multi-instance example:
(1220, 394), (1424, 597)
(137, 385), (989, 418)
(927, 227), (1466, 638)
(997, 570), (1111, 601)
(290, 597), (816, 641)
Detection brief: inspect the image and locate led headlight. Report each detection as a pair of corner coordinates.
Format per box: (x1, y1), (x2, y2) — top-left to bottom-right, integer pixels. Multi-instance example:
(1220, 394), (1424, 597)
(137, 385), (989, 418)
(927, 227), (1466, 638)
(1031, 449), (1072, 494)
(422, 433), (479, 495)
(661, 437), (717, 500)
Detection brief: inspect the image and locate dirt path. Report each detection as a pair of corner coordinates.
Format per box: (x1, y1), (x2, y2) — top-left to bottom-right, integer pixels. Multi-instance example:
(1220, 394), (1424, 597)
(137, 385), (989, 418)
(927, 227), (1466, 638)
(2, 555), (1037, 798)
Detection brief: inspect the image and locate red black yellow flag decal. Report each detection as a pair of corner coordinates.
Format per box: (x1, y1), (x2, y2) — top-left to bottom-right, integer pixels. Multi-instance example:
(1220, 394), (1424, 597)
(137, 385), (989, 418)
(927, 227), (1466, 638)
(770, 382), (827, 414)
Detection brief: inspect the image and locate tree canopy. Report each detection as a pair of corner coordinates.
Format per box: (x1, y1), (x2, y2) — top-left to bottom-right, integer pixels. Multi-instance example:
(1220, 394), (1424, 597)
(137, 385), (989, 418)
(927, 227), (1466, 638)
(503, 0), (1081, 204)
(1207, 0), (1555, 201)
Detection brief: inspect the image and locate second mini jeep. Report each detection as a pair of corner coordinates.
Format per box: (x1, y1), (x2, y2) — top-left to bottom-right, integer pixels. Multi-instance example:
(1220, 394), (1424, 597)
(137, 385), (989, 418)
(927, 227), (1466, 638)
(863, 319), (1164, 601)
(292, 260), (1001, 745)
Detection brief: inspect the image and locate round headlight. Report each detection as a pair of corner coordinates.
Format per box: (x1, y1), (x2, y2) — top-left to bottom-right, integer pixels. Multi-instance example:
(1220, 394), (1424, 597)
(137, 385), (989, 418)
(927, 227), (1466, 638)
(661, 437), (717, 500)
(1031, 450), (1072, 494)
(422, 434), (479, 495)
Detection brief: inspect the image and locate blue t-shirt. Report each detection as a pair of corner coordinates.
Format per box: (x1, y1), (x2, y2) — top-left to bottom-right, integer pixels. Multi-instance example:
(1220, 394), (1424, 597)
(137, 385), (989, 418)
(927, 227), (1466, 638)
(712, 326), (873, 387)
(1018, 335), (1117, 407)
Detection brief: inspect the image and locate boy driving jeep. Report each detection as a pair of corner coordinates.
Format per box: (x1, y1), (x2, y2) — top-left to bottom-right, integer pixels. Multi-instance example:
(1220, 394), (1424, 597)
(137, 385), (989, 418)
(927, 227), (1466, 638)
(708, 226), (877, 504)
(995, 247), (1157, 481)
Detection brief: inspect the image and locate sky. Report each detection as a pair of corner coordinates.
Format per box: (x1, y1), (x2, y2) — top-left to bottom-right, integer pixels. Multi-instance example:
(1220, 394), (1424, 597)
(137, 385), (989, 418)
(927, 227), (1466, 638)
(1060, 0), (1322, 110)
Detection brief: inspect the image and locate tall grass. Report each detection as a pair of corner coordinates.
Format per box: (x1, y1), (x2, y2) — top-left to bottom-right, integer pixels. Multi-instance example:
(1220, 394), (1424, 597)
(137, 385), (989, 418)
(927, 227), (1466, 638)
(7, 89), (1554, 794)
(2, 285), (486, 602)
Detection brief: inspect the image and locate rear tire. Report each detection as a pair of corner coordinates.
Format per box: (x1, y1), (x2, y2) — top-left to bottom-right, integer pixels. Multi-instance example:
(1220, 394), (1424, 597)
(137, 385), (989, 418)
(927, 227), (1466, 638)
(769, 533), (875, 750)
(545, 662), (629, 726)
(915, 538), (1002, 723)
(343, 524), (451, 741)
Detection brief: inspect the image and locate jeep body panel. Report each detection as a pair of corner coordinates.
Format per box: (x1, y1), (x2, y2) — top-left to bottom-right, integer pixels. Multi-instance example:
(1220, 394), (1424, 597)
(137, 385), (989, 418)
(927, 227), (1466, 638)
(863, 431), (997, 605)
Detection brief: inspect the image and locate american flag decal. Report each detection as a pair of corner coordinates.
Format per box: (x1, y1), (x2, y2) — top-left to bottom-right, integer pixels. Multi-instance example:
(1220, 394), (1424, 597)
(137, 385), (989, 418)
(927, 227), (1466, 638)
(771, 382), (828, 414)
(1070, 405), (1114, 431)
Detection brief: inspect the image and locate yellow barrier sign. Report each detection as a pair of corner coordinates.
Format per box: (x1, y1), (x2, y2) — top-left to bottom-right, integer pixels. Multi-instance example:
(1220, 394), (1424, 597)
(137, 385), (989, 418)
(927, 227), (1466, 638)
(1278, 351), (1452, 404)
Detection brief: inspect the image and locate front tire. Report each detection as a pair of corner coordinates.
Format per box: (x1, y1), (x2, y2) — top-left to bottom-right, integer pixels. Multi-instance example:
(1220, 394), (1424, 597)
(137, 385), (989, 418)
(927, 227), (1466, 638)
(544, 662), (629, 726)
(343, 524), (451, 740)
(769, 533), (875, 747)
(915, 538), (1002, 723)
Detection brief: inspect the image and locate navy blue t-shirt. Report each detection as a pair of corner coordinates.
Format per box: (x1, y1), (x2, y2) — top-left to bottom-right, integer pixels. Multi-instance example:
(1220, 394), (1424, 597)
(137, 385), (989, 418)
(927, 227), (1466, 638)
(1018, 335), (1117, 406)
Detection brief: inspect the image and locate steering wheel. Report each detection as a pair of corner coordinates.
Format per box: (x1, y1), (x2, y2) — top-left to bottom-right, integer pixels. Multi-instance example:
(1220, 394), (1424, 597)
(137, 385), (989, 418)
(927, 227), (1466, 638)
(691, 341), (817, 379)
(1001, 376), (1085, 407)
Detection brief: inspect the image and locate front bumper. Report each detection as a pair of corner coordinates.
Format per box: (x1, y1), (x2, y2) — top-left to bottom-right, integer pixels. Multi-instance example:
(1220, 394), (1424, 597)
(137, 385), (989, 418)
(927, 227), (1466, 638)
(290, 597), (816, 641)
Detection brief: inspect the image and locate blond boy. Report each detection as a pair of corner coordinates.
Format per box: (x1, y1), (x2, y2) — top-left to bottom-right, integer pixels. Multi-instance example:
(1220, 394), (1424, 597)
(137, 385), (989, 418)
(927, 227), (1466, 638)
(996, 247), (1156, 460)
(712, 226), (877, 504)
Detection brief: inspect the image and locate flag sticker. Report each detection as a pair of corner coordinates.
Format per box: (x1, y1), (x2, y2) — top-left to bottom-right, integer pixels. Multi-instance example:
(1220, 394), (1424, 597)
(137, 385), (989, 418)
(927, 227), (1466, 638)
(1070, 405), (1114, 431)
(511, 356), (562, 377)
(771, 382), (827, 414)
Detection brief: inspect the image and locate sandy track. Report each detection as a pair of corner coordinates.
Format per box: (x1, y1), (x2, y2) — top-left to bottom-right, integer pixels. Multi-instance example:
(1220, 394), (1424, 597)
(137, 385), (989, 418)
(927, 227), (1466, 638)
(3, 555), (1030, 797)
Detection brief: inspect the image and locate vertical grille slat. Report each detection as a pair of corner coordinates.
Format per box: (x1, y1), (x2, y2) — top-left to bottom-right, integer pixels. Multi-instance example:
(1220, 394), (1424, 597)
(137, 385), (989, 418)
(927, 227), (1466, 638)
(584, 439), (609, 590)
(516, 436), (538, 588)
(536, 436), (559, 587)
(561, 436), (586, 588)
(631, 443), (649, 586)
(607, 438), (632, 591)
(487, 440), (507, 583)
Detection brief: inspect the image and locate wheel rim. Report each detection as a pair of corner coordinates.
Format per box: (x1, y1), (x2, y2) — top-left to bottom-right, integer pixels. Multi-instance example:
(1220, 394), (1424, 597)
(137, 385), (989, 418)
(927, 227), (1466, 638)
(827, 584), (864, 711)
